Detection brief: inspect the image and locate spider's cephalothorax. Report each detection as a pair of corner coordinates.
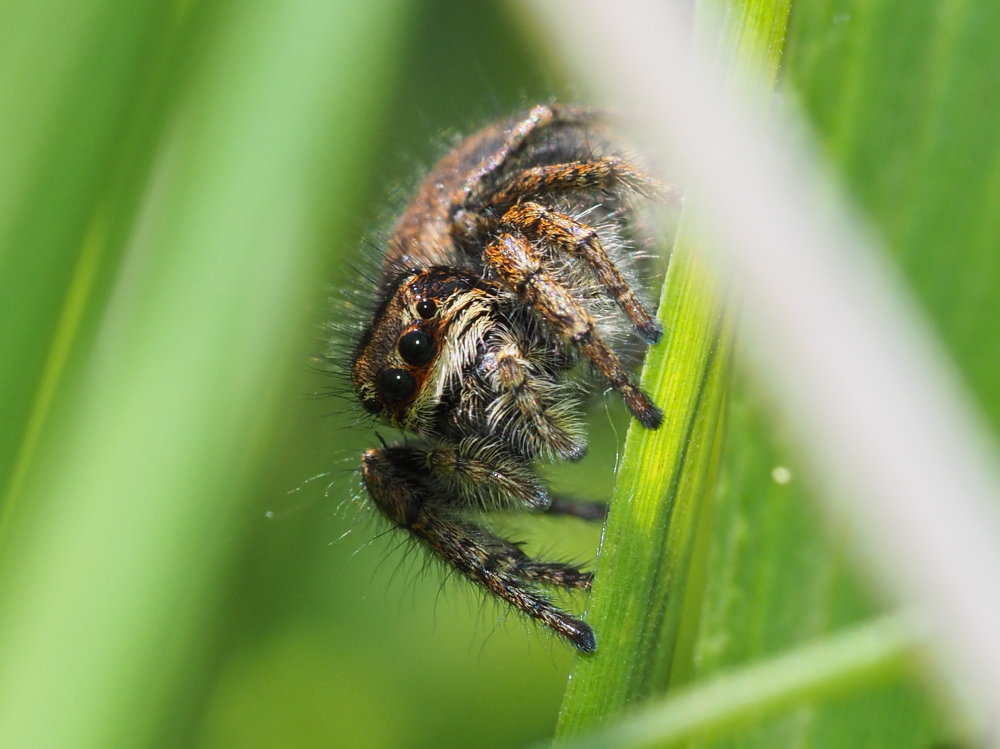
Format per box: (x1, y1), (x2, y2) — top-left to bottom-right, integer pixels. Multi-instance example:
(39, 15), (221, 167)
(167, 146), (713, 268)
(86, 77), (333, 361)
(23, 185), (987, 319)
(346, 104), (671, 653)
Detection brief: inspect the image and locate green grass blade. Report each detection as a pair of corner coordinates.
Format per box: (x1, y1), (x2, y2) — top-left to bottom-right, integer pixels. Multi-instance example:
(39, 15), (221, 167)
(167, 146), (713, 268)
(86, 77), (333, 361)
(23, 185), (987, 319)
(554, 1), (791, 738)
(0, 2), (185, 531)
(552, 612), (923, 749)
(0, 2), (409, 747)
(554, 227), (729, 736)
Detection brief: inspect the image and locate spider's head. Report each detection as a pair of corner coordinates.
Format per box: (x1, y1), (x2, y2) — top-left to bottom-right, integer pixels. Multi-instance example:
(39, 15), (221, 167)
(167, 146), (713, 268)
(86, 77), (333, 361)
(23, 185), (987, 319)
(351, 266), (495, 432)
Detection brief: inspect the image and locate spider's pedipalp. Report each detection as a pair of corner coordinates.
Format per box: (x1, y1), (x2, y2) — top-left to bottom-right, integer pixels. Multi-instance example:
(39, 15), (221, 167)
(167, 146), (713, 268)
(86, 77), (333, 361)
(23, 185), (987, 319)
(481, 326), (587, 460)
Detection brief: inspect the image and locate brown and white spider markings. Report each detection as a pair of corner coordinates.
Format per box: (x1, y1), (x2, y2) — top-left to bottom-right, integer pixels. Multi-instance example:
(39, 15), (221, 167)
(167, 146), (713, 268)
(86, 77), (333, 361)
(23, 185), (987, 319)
(344, 104), (672, 653)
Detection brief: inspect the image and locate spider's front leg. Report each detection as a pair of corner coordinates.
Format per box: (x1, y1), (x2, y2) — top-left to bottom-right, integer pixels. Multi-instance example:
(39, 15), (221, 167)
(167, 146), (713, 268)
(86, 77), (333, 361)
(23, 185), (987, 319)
(361, 444), (597, 652)
(484, 233), (663, 429)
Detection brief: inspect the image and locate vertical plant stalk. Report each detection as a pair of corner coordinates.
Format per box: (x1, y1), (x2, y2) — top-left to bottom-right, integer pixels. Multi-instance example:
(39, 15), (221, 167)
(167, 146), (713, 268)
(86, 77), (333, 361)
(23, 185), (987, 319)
(552, 0), (791, 739)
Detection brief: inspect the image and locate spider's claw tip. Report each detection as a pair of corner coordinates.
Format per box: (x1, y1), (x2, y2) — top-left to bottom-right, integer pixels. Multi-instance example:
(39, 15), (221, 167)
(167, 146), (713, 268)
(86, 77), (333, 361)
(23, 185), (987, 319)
(638, 320), (663, 345)
(636, 403), (663, 430)
(573, 625), (597, 654)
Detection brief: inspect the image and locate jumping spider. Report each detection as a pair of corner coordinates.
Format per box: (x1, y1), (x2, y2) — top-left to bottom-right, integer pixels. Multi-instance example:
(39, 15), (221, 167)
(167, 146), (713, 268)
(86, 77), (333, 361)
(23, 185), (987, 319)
(346, 104), (670, 653)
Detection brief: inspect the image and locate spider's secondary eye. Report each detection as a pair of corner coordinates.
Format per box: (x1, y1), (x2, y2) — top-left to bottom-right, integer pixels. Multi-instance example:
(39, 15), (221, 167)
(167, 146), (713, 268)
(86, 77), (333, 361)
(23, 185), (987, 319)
(416, 299), (437, 319)
(377, 368), (416, 401)
(398, 330), (437, 366)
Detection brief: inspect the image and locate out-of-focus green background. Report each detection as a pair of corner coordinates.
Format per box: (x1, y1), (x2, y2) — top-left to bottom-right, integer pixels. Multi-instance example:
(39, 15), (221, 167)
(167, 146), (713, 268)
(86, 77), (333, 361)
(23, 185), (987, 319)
(2, 0), (998, 747)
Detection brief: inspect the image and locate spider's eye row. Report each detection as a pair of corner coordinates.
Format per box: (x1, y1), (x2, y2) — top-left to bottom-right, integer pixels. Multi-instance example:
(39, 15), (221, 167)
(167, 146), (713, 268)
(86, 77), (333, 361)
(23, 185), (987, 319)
(416, 299), (437, 319)
(377, 368), (416, 401)
(398, 330), (437, 366)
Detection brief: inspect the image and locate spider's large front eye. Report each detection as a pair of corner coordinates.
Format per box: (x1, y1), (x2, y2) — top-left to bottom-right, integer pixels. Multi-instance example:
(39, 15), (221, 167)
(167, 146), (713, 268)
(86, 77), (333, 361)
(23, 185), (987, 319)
(377, 368), (416, 401)
(398, 330), (437, 366)
(416, 299), (437, 319)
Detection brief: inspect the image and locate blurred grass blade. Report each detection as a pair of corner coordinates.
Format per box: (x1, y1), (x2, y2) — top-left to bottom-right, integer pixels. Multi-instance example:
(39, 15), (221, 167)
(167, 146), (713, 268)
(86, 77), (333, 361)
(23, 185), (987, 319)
(551, 1), (791, 738)
(0, 2), (408, 747)
(0, 2), (185, 528)
(552, 612), (923, 749)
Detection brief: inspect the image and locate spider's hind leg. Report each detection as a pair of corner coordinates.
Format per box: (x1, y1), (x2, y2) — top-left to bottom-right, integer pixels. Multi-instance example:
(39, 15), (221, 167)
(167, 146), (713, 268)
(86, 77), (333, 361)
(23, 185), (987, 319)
(546, 495), (608, 523)
(360, 444), (597, 652)
(487, 155), (674, 208)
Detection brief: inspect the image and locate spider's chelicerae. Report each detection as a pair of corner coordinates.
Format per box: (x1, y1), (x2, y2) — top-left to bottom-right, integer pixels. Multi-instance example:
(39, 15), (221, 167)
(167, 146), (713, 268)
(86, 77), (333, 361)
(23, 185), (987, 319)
(344, 104), (671, 653)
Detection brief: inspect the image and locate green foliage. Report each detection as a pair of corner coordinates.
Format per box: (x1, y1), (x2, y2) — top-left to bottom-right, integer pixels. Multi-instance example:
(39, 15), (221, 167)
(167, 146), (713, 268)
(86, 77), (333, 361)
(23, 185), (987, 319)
(554, 612), (924, 749)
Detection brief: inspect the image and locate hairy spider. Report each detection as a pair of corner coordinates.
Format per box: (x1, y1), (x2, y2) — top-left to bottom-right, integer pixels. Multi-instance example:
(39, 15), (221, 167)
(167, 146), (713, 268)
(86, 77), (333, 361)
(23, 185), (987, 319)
(343, 104), (670, 653)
